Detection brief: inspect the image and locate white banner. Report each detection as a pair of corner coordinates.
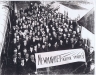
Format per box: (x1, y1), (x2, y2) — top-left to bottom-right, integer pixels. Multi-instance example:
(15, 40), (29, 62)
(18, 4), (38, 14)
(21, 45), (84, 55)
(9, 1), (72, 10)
(35, 48), (86, 69)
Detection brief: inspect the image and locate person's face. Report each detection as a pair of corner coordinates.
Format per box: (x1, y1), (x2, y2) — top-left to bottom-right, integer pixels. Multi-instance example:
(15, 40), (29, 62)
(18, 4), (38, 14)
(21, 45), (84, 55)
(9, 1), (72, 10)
(21, 59), (24, 65)
(49, 33), (51, 37)
(42, 45), (45, 49)
(14, 38), (16, 43)
(73, 35), (75, 38)
(38, 32), (40, 36)
(29, 32), (32, 36)
(14, 33), (17, 37)
(13, 26), (15, 30)
(24, 13), (27, 16)
(13, 58), (17, 64)
(60, 40), (63, 45)
(48, 43), (51, 47)
(25, 54), (29, 59)
(71, 20), (73, 24)
(68, 33), (70, 38)
(34, 46), (37, 52)
(30, 55), (34, 61)
(33, 32), (35, 36)
(40, 37), (42, 41)
(38, 43), (40, 48)
(66, 39), (68, 43)
(17, 45), (20, 49)
(30, 47), (33, 51)
(43, 37), (46, 41)
(23, 49), (27, 53)
(29, 35), (31, 39)
(73, 31), (76, 35)
(14, 49), (17, 54)
(54, 42), (57, 47)
(71, 38), (74, 43)
(26, 36), (29, 40)
(18, 53), (21, 58)
(16, 35), (19, 41)
(69, 29), (72, 33)
(65, 28), (68, 33)
(50, 37), (52, 40)
(24, 40), (27, 45)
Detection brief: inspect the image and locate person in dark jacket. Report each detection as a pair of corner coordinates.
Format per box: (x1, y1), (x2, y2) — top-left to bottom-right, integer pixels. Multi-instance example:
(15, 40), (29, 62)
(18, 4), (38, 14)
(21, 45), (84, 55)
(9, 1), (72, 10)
(29, 54), (36, 74)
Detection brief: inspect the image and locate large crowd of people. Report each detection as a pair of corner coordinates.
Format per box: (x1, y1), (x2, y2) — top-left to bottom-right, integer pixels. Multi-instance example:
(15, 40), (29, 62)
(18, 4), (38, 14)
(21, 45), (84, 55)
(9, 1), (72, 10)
(2, 2), (94, 75)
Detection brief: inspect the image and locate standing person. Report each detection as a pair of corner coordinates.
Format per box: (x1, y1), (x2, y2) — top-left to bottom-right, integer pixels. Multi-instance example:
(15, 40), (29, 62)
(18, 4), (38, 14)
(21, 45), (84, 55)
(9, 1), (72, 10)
(29, 54), (36, 74)
(18, 58), (26, 75)
(37, 43), (42, 53)
(24, 53), (30, 74)
(58, 40), (64, 50)
(41, 43), (47, 52)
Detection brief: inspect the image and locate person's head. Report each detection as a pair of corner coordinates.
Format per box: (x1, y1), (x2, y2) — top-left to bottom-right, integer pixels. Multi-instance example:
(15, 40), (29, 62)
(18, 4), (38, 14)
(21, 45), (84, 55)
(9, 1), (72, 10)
(23, 40), (27, 45)
(34, 45), (37, 52)
(30, 45), (33, 52)
(48, 43), (51, 47)
(38, 43), (41, 48)
(70, 20), (73, 24)
(73, 31), (76, 35)
(64, 28), (68, 33)
(60, 40), (63, 45)
(66, 38), (69, 43)
(42, 43), (45, 49)
(16, 35), (19, 41)
(50, 37), (53, 41)
(40, 36), (42, 41)
(18, 52), (21, 58)
(49, 33), (51, 37)
(30, 54), (35, 62)
(54, 42), (58, 47)
(14, 48), (17, 54)
(13, 57), (17, 64)
(13, 26), (16, 30)
(25, 53), (29, 59)
(21, 58), (24, 66)
(23, 48), (27, 54)
(32, 31), (35, 36)
(13, 38), (17, 43)
(70, 38), (74, 43)
(69, 29), (72, 33)
(14, 33), (17, 38)
(68, 33), (71, 38)
(17, 43), (20, 50)
(63, 33), (66, 39)
(72, 34), (75, 38)
(25, 35), (29, 41)
(29, 35), (32, 40)
(37, 32), (40, 36)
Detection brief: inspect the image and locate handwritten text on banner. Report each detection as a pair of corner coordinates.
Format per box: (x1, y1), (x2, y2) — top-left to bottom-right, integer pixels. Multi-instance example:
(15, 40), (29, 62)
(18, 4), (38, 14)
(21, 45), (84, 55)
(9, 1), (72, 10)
(35, 48), (86, 69)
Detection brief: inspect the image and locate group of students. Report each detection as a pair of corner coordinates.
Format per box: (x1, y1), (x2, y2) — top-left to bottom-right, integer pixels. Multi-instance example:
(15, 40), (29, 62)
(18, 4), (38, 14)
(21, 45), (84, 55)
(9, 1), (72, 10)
(5, 2), (93, 75)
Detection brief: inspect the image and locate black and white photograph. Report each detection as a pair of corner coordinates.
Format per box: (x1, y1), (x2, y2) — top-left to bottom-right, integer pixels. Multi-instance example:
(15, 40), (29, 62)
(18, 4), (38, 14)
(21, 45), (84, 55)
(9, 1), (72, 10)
(0, 0), (95, 75)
